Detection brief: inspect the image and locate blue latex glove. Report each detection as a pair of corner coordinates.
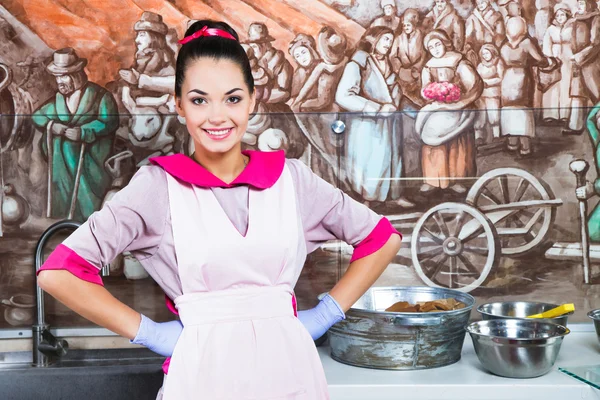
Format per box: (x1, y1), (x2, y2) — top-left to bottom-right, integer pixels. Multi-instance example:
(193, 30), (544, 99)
(297, 294), (345, 340)
(131, 314), (183, 357)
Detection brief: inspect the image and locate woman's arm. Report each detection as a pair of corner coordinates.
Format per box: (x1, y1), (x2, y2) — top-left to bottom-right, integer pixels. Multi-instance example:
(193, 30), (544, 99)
(329, 234), (402, 310)
(35, 166), (174, 344)
(38, 271), (141, 339)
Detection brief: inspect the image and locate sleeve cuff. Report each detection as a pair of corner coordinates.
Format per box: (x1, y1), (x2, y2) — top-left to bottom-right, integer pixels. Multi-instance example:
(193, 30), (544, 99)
(165, 295), (179, 315)
(350, 217), (402, 263)
(37, 244), (104, 286)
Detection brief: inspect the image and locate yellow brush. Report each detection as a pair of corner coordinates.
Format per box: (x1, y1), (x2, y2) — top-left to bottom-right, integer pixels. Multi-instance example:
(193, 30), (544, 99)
(527, 303), (575, 319)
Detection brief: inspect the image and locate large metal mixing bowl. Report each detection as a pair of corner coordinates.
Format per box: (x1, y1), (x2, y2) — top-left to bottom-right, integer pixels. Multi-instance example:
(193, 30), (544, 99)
(466, 319), (570, 378)
(477, 301), (573, 327)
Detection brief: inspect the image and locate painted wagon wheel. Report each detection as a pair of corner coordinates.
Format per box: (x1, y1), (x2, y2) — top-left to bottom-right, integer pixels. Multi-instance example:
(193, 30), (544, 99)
(466, 168), (556, 256)
(411, 202), (500, 293)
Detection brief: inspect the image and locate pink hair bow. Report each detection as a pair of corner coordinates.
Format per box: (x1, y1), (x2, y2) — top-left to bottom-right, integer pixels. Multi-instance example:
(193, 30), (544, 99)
(178, 25), (237, 45)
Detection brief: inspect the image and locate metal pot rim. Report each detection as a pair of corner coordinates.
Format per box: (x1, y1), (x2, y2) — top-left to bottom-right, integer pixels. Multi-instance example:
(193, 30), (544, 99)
(477, 301), (575, 319)
(322, 286), (476, 316)
(587, 309), (600, 320)
(466, 319), (570, 342)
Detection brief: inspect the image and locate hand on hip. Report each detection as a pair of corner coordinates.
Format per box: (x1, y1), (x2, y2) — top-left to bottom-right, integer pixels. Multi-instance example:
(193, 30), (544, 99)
(297, 294), (345, 340)
(131, 314), (183, 357)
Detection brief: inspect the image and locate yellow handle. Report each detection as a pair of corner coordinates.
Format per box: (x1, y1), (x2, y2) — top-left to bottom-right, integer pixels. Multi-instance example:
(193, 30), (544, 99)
(527, 303), (575, 319)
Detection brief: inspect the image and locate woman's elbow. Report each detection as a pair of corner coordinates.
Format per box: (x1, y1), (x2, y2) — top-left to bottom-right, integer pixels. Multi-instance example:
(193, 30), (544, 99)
(37, 270), (65, 294)
(387, 233), (402, 253)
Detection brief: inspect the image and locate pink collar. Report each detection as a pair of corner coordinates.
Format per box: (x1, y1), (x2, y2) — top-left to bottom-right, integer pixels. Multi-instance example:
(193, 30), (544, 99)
(149, 150), (285, 189)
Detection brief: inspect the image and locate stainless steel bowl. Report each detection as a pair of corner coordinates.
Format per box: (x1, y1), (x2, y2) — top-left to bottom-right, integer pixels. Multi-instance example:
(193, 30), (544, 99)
(587, 309), (600, 342)
(477, 301), (573, 326)
(466, 319), (570, 378)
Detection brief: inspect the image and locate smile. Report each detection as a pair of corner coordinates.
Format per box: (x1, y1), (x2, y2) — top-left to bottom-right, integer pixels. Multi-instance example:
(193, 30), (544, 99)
(203, 127), (234, 141)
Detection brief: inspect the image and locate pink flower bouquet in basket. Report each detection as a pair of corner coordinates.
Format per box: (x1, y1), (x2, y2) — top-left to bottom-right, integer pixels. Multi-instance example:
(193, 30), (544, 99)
(423, 82), (461, 103)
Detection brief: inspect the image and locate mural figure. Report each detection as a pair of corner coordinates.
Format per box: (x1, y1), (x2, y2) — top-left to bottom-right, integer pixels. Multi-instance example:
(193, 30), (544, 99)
(246, 23), (307, 159)
(541, 3), (574, 125)
(32, 48), (118, 220)
(424, 0), (466, 52)
(535, 0), (559, 42)
(118, 12), (180, 163)
(500, 16), (557, 155)
(566, 0), (600, 135)
(416, 29), (482, 194)
(390, 8), (426, 107)
(475, 44), (505, 144)
(578, 103), (600, 241)
(247, 23), (293, 106)
(336, 26), (414, 208)
(370, 0), (400, 31)
(465, 0), (506, 64)
(290, 28), (347, 184)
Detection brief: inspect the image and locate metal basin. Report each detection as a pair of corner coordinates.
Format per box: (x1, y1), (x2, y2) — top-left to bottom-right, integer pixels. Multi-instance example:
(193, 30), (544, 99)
(327, 286), (475, 370)
(477, 301), (572, 327)
(466, 319), (569, 378)
(0, 348), (164, 400)
(587, 309), (600, 343)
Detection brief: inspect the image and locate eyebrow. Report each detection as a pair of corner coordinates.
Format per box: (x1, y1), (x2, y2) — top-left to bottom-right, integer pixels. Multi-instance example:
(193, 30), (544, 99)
(187, 88), (243, 95)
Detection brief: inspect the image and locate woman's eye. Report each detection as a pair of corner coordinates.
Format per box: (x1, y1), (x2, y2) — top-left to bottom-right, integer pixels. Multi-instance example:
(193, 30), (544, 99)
(192, 98), (206, 105)
(227, 96), (242, 104)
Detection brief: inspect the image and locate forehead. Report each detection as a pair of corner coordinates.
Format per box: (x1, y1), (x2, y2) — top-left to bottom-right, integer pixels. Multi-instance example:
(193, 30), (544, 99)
(182, 58), (247, 92)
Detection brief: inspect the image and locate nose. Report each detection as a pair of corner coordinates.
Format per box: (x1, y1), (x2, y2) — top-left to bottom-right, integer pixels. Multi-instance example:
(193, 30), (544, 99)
(207, 102), (227, 125)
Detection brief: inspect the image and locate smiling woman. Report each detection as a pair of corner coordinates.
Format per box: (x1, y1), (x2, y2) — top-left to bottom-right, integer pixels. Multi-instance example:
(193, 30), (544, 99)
(35, 19), (402, 400)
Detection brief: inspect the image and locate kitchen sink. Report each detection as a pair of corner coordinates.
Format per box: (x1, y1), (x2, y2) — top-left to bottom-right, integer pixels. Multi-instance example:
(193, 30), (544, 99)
(0, 348), (164, 400)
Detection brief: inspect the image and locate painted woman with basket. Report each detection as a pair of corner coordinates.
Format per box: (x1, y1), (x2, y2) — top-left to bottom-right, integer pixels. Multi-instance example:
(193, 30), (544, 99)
(416, 30), (483, 195)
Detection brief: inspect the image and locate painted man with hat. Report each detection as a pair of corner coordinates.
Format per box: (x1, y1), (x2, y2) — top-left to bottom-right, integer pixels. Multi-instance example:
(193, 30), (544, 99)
(119, 11), (176, 97)
(370, 0), (401, 31)
(247, 22), (293, 106)
(32, 48), (118, 220)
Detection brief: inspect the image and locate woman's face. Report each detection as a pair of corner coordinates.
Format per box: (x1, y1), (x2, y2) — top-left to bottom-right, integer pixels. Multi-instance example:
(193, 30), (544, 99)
(556, 10), (568, 24)
(175, 58), (256, 156)
(481, 48), (493, 62)
(578, 0), (587, 13)
(383, 5), (395, 16)
(403, 21), (414, 34)
(375, 33), (394, 55)
(293, 46), (312, 67)
(435, 0), (447, 11)
(135, 31), (152, 52)
(477, 0), (489, 11)
(427, 38), (446, 58)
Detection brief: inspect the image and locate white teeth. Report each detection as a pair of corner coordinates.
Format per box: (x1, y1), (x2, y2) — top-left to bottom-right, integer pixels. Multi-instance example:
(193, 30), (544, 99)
(205, 128), (231, 136)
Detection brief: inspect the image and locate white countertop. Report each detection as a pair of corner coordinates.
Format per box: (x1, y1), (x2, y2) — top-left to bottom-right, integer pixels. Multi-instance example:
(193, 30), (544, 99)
(319, 329), (600, 400)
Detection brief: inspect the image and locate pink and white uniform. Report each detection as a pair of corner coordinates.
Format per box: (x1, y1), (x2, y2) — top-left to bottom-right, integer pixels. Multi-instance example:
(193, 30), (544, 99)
(40, 150), (400, 399)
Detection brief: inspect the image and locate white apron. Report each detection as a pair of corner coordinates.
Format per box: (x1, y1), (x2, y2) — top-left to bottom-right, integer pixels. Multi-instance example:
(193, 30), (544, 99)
(160, 165), (329, 399)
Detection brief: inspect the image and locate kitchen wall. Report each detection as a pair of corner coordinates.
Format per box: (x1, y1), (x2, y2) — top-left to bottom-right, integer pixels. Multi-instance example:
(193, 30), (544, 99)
(0, 0), (598, 347)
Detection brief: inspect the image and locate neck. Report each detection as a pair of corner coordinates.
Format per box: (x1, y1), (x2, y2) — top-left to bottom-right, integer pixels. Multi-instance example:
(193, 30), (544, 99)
(192, 145), (248, 184)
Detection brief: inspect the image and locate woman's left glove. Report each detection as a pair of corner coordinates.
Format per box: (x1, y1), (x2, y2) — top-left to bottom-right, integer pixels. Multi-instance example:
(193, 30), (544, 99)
(131, 314), (183, 357)
(297, 294), (345, 340)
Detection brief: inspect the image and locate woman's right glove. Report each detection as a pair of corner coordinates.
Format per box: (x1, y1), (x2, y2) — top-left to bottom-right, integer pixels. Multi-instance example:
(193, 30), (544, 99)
(297, 294), (345, 340)
(131, 314), (183, 357)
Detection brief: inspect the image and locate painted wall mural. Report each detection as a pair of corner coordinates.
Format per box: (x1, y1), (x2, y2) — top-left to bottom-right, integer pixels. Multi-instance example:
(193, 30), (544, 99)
(0, 0), (600, 330)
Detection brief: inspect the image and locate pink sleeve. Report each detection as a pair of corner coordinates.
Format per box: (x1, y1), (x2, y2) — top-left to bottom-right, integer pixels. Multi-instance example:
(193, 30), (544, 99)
(38, 166), (168, 284)
(350, 217), (401, 262)
(286, 159), (402, 261)
(38, 243), (104, 285)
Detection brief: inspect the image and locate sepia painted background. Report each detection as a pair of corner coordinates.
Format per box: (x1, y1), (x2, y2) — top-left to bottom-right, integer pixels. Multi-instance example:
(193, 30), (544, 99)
(0, 0), (599, 331)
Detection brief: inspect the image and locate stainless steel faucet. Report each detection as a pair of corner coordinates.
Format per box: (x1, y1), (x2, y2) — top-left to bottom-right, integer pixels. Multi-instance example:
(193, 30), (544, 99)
(32, 219), (110, 367)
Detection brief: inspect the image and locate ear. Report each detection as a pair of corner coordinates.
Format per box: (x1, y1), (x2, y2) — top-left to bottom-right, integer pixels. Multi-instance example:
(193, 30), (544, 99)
(249, 88), (257, 113)
(175, 95), (185, 118)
